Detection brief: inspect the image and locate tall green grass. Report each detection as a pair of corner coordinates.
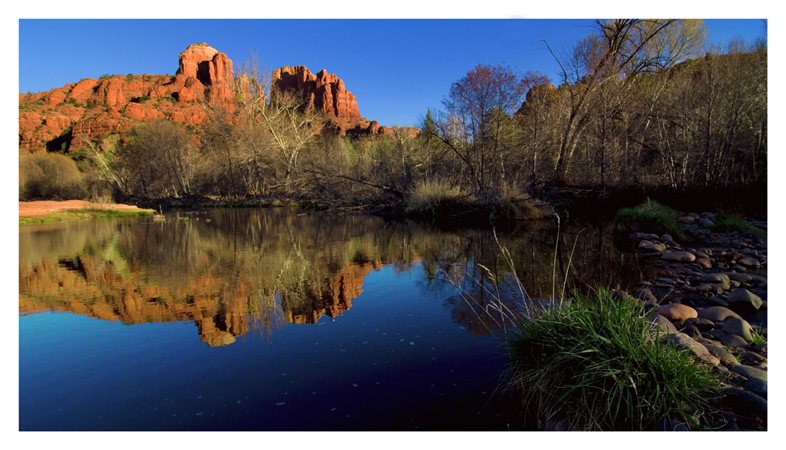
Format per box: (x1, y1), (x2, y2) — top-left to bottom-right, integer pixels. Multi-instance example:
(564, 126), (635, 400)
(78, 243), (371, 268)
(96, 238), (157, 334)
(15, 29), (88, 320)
(710, 215), (766, 238)
(506, 289), (721, 430)
(613, 199), (683, 236)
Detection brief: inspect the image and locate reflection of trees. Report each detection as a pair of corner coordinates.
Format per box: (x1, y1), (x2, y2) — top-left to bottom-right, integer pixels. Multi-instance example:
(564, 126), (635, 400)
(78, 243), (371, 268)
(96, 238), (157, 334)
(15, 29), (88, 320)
(414, 222), (654, 336)
(19, 210), (654, 344)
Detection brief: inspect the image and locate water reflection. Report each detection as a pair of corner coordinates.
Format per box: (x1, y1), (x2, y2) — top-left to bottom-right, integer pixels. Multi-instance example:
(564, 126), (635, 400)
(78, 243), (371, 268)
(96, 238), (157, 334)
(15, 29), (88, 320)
(19, 209), (652, 345)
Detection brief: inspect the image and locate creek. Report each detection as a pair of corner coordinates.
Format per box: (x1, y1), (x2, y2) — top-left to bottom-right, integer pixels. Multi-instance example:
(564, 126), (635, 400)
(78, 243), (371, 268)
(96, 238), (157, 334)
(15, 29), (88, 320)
(19, 208), (654, 430)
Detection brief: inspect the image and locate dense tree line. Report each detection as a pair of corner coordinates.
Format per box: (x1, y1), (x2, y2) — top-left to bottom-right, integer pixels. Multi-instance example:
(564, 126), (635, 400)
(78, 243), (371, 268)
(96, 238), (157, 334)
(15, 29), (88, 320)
(21, 20), (766, 213)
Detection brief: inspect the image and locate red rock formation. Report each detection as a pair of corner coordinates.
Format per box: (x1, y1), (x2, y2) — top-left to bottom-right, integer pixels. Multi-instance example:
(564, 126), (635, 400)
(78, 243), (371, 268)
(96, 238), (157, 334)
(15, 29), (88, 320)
(19, 43), (236, 153)
(272, 65), (366, 130)
(514, 82), (559, 118)
(19, 43), (406, 154)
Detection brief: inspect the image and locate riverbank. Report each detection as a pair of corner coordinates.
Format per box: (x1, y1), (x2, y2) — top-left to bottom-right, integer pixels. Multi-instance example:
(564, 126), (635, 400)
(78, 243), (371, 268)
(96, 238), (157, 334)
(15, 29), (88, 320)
(619, 210), (767, 430)
(19, 200), (156, 225)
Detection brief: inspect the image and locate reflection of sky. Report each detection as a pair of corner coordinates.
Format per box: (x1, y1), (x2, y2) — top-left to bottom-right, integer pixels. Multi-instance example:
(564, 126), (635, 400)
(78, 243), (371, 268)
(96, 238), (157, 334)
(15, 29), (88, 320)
(19, 264), (516, 431)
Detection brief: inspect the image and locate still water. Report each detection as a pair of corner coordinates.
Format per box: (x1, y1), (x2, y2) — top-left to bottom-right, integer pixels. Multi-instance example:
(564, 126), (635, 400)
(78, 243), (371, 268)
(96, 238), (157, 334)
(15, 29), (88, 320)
(19, 208), (651, 431)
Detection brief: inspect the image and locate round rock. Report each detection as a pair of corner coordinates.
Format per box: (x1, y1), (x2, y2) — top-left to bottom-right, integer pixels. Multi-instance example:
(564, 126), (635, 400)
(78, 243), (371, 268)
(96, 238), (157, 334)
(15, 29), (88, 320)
(726, 288), (762, 316)
(667, 332), (720, 366)
(697, 306), (741, 322)
(700, 342), (739, 365)
(648, 314), (677, 335)
(639, 240), (667, 253)
(720, 333), (750, 350)
(728, 364), (767, 382)
(654, 304), (698, 323)
(661, 251), (696, 263)
(737, 256), (760, 268)
(699, 273), (731, 290)
(722, 317), (754, 343)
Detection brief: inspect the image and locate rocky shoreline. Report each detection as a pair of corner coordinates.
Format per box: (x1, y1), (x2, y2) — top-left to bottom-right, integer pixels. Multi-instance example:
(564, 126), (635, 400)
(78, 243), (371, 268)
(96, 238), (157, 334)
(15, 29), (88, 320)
(624, 211), (767, 430)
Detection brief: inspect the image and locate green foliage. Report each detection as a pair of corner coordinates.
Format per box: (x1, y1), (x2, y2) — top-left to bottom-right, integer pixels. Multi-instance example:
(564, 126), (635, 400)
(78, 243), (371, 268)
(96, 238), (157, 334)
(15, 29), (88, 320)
(750, 327), (767, 345)
(710, 215), (766, 237)
(614, 199), (683, 235)
(506, 289), (722, 430)
(20, 152), (86, 201)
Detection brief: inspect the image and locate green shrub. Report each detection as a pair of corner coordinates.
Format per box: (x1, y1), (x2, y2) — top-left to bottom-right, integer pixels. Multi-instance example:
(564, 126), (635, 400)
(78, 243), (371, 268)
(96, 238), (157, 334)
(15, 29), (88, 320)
(506, 289), (721, 430)
(613, 199), (683, 235)
(20, 152), (86, 201)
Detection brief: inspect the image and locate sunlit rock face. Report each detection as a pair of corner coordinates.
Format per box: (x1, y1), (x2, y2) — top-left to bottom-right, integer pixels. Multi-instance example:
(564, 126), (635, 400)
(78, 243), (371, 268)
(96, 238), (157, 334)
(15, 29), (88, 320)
(19, 43), (236, 153)
(19, 43), (417, 155)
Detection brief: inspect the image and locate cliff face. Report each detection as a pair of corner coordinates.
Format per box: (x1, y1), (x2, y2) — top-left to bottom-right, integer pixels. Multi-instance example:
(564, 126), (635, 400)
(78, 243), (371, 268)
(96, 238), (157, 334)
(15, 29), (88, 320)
(19, 43), (238, 153)
(19, 43), (417, 154)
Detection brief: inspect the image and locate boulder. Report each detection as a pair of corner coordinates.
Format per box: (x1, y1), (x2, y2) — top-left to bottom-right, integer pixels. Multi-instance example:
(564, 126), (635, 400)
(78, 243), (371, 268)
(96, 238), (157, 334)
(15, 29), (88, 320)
(699, 342), (739, 365)
(698, 273), (731, 290)
(648, 314), (677, 335)
(720, 388), (767, 421)
(697, 306), (741, 322)
(639, 240), (666, 253)
(720, 333), (749, 349)
(728, 364), (767, 382)
(727, 272), (753, 283)
(683, 317), (714, 332)
(653, 303), (697, 324)
(737, 256), (760, 268)
(738, 351), (766, 367)
(693, 258), (712, 269)
(726, 288), (763, 316)
(630, 232), (660, 241)
(745, 378), (767, 398)
(661, 251), (696, 263)
(721, 317), (754, 343)
(667, 333), (720, 366)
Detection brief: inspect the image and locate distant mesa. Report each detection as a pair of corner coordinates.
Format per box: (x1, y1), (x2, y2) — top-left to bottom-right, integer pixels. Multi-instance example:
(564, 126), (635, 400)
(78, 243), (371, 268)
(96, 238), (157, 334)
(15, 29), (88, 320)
(19, 42), (417, 154)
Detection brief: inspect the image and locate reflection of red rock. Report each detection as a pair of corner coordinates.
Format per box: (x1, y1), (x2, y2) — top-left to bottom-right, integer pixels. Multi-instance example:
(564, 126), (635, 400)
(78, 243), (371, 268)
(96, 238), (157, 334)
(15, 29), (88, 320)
(284, 260), (384, 324)
(18, 255), (394, 345)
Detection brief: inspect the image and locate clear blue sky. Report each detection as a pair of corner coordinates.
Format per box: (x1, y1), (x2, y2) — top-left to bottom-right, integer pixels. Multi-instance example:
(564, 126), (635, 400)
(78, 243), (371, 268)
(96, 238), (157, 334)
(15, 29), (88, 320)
(18, 18), (765, 128)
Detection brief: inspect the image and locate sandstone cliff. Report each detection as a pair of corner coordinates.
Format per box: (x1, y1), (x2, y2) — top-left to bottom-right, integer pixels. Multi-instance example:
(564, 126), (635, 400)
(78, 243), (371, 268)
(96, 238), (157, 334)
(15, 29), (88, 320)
(19, 43), (417, 154)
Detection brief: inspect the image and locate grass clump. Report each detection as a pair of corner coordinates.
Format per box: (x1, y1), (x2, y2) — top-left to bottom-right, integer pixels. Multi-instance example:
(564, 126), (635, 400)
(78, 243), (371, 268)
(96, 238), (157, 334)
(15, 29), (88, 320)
(710, 215), (766, 238)
(506, 289), (721, 430)
(404, 179), (473, 217)
(613, 199), (683, 236)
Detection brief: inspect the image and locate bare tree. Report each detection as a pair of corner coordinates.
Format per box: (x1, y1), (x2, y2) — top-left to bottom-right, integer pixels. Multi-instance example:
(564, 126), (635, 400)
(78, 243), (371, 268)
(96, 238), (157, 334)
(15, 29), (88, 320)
(546, 19), (705, 184)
